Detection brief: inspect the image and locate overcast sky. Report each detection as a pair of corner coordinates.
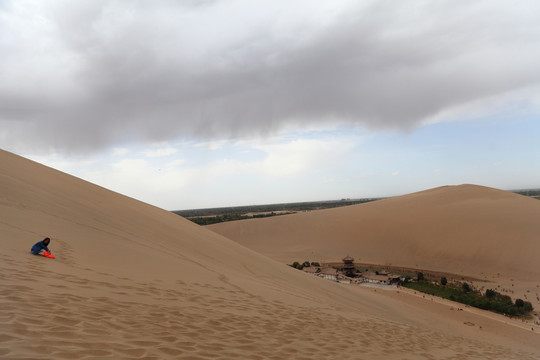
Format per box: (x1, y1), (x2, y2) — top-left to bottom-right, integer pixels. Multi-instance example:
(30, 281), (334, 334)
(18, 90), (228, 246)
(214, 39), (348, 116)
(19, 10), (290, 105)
(1, 0), (539, 210)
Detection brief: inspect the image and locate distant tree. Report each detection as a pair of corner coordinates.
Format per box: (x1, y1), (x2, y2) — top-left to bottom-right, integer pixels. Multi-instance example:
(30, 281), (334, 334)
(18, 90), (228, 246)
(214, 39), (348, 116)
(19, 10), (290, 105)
(441, 277), (448, 286)
(417, 272), (424, 282)
(311, 262), (320, 267)
(302, 261), (311, 268)
(485, 289), (496, 298)
(462, 283), (471, 293)
(292, 262), (300, 269)
(515, 299), (525, 307)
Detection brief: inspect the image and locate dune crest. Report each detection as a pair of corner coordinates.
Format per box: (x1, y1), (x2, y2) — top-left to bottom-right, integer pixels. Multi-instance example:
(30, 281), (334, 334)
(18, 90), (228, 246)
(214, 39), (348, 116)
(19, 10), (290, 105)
(209, 184), (540, 279)
(1, 150), (539, 359)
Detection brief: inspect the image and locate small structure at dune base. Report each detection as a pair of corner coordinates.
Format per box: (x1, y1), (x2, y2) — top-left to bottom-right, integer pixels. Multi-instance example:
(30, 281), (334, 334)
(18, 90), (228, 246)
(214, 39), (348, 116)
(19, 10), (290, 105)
(360, 271), (401, 285)
(319, 267), (338, 281)
(302, 266), (320, 275)
(301, 258), (403, 286)
(342, 256), (356, 277)
(303, 266), (351, 283)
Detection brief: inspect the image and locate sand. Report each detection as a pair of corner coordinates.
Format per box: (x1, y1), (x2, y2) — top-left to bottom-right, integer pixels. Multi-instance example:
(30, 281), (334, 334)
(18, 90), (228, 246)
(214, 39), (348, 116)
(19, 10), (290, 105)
(209, 184), (540, 307)
(1, 149), (539, 359)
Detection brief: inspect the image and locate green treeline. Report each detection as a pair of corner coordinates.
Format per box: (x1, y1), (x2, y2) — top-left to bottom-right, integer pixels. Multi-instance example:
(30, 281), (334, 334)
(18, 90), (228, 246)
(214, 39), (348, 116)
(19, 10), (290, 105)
(403, 281), (533, 317)
(289, 261), (321, 270)
(173, 198), (380, 220)
(186, 212), (291, 225)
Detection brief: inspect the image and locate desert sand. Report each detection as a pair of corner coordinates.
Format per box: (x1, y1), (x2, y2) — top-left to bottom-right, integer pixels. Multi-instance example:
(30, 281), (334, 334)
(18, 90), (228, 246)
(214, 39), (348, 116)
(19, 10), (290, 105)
(1, 149), (539, 359)
(209, 184), (540, 306)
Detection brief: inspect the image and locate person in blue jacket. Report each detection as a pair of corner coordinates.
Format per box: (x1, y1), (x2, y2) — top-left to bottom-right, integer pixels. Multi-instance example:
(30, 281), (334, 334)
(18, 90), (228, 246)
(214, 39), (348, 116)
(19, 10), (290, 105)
(31, 237), (52, 256)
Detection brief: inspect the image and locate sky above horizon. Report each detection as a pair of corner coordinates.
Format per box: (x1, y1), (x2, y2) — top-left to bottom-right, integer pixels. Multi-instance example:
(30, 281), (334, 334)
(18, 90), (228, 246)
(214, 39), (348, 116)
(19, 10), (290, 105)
(1, 0), (540, 210)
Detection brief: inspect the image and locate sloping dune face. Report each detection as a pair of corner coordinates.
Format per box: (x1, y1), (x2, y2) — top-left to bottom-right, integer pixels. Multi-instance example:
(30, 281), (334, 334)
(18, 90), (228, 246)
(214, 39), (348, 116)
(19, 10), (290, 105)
(209, 184), (540, 280)
(1, 150), (539, 359)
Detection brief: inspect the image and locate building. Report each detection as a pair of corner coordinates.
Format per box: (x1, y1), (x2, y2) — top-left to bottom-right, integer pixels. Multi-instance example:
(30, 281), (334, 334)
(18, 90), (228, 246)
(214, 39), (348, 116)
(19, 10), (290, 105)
(319, 267), (338, 281)
(342, 256), (356, 277)
(361, 271), (401, 285)
(302, 266), (320, 275)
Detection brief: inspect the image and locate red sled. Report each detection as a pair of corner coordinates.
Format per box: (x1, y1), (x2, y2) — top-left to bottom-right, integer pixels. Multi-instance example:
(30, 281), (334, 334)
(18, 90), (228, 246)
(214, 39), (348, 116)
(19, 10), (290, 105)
(43, 251), (55, 259)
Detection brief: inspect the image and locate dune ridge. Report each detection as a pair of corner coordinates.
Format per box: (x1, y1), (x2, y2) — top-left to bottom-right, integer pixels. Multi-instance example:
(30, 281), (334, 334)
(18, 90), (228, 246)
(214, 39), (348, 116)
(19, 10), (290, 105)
(208, 183), (540, 320)
(1, 149), (539, 359)
(208, 184), (540, 279)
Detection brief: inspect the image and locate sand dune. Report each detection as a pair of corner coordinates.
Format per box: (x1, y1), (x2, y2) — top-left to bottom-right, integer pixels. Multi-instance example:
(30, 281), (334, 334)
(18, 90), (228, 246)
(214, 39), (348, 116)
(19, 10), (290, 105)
(1, 149), (539, 359)
(209, 184), (540, 278)
(209, 183), (540, 322)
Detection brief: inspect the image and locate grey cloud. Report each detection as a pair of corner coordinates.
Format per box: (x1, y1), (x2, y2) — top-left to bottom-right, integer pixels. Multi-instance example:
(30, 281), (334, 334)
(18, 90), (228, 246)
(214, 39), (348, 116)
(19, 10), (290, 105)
(1, 0), (540, 153)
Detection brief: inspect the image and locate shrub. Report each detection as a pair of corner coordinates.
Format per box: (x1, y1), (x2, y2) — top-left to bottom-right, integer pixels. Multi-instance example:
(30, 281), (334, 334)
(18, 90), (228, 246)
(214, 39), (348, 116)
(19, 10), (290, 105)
(441, 277), (447, 286)
(417, 272), (424, 281)
(402, 281), (534, 317)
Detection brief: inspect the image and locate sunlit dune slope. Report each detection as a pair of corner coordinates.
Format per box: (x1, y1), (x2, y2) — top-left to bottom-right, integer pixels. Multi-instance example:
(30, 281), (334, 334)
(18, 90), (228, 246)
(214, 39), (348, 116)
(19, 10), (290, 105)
(1, 149), (538, 359)
(209, 184), (540, 279)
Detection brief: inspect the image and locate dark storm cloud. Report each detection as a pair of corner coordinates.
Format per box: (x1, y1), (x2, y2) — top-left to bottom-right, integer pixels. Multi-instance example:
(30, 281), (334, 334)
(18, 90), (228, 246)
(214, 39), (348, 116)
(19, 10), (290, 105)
(1, 0), (540, 153)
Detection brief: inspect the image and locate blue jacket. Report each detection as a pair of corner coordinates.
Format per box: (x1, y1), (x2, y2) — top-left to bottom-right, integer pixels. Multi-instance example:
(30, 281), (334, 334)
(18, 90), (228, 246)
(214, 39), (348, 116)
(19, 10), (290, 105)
(31, 241), (50, 255)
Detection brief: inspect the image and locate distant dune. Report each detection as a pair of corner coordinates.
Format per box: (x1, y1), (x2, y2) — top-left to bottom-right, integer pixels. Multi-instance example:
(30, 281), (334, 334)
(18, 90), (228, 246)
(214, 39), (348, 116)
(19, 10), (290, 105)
(1, 149), (539, 359)
(208, 184), (540, 279)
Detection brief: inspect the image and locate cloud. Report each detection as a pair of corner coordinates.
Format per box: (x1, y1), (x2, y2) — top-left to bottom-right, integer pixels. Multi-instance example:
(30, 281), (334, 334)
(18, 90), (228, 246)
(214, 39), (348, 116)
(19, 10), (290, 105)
(70, 135), (357, 208)
(85, 157), (195, 205)
(112, 147), (130, 156)
(1, 0), (540, 154)
(254, 137), (354, 178)
(143, 146), (178, 158)
(166, 159), (185, 167)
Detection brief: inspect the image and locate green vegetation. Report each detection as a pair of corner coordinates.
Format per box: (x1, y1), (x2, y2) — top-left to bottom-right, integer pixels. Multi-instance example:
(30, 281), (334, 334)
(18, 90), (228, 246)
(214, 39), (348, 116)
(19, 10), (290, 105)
(172, 198), (382, 225)
(183, 212), (291, 225)
(512, 188), (540, 198)
(403, 281), (534, 317)
(289, 261), (321, 270)
(288, 260), (534, 317)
